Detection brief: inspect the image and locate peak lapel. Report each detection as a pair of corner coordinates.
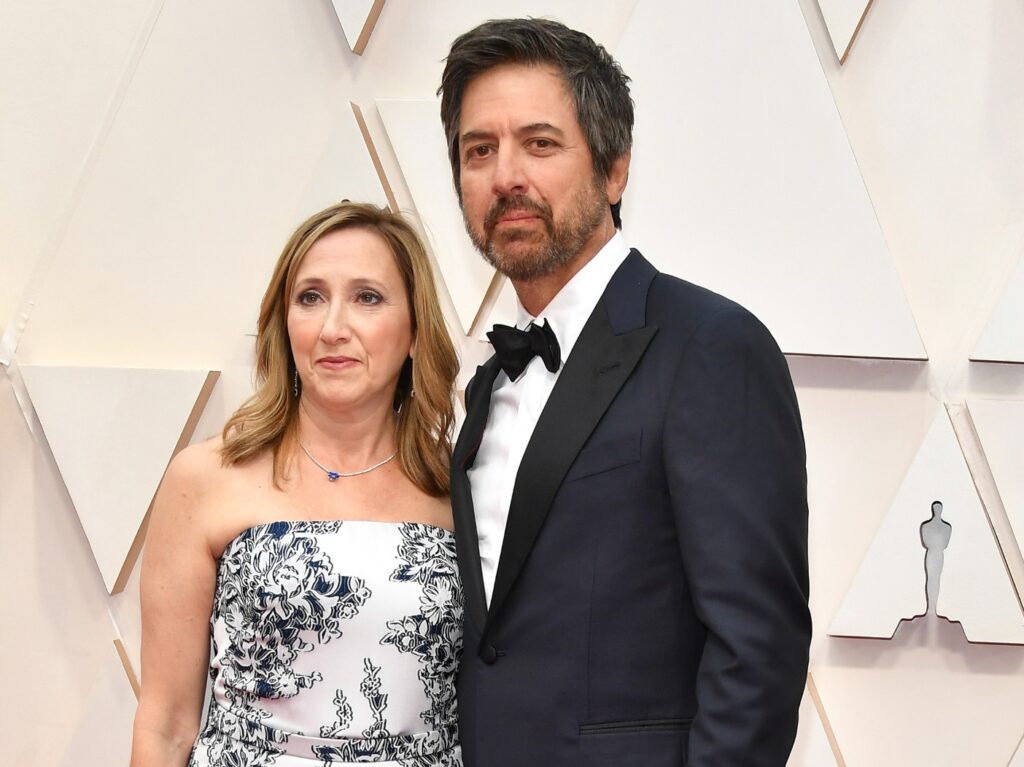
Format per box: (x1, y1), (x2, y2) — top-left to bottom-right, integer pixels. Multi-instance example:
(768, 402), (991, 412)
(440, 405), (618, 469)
(487, 251), (659, 626)
(452, 358), (501, 635)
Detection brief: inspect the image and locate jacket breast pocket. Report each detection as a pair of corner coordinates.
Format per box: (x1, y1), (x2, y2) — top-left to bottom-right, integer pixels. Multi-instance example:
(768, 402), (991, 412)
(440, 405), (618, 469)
(564, 429), (643, 483)
(578, 717), (691, 766)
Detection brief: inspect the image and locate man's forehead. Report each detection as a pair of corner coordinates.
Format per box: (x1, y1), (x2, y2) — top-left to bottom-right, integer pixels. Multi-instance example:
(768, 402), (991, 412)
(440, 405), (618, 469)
(458, 64), (575, 133)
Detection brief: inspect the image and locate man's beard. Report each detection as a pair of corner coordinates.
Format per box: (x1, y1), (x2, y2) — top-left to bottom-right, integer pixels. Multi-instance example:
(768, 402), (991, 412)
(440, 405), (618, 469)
(464, 181), (608, 282)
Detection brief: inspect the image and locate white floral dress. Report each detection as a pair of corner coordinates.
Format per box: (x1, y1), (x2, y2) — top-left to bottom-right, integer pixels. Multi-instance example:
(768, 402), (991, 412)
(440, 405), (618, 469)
(188, 520), (463, 766)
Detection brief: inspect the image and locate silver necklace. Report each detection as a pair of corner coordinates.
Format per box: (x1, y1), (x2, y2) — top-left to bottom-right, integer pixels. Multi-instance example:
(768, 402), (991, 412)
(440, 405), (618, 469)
(299, 442), (397, 481)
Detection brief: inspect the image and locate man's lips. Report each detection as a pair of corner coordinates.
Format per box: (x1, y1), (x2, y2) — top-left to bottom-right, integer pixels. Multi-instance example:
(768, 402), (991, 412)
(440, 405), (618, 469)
(497, 212), (540, 224)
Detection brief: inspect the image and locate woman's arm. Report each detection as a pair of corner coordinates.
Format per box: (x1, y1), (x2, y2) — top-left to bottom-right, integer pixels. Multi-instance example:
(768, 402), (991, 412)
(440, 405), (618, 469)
(130, 443), (219, 767)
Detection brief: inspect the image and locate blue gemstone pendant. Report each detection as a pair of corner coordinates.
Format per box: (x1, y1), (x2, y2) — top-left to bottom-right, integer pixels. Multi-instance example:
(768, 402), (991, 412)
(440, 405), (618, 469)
(299, 442), (397, 482)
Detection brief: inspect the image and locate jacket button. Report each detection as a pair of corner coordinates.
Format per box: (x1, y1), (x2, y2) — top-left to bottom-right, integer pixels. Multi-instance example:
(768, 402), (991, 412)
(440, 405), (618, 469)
(479, 643), (498, 664)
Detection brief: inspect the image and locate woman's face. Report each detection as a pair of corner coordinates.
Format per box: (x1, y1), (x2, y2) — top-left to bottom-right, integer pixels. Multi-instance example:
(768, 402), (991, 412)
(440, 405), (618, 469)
(287, 227), (413, 417)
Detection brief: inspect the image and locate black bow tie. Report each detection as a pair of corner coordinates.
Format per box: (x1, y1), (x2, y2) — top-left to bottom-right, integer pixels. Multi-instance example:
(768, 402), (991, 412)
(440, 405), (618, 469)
(487, 320), (561, 382)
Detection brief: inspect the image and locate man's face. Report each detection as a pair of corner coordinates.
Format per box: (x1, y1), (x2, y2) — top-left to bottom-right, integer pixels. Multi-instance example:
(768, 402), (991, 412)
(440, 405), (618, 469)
(457, 63), (615, 282)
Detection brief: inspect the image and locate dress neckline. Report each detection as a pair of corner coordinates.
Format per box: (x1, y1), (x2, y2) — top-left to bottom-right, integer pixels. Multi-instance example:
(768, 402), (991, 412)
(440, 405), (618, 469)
(218, 519), (454, 561)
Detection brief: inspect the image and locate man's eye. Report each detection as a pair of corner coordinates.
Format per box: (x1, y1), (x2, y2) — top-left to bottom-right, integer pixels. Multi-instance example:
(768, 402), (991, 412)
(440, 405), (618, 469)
(531, 138), (554, 150)
(467, 145), (491, 159)
(357, 290), (383, 305)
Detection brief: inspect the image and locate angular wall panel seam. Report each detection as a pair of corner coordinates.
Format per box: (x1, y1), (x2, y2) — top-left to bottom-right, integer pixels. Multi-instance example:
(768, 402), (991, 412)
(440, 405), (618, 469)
(964, 399), (1024, 604)
(948, 403), (1024, 609)
(350, 102), (400, 213)
(19, 364), (219, 594)
(829, 402), (1024, 643)
(352, 99), (475, 342)
(815, 0), (875, 64)
(58, 643), (138, 766)
(615, 0), (926, 359)
(294, 104), (393, 219)
(1, 359), (44, 439)
(113, 369), (220, 594)
(1010, 730), (1024, 767)
(807, 672), (847, 766)
(972, 238), (1024, 364)
(0, 0), (167, 367)
(330, 0), (387, 56)
(374, 98), (497, 336)
(113, 639), (140, 700)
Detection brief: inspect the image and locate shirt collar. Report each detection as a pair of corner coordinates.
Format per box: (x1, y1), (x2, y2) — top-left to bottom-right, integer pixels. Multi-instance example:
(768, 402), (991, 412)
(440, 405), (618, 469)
(516, 230), (631, 363)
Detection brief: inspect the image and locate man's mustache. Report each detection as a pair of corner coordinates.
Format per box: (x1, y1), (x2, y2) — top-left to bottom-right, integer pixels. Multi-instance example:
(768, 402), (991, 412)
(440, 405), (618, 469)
(484, 196), (553, 233)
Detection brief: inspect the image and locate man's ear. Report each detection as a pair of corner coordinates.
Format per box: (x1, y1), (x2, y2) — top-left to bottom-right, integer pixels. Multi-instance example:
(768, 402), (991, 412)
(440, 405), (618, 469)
(604, 150), (631, 205)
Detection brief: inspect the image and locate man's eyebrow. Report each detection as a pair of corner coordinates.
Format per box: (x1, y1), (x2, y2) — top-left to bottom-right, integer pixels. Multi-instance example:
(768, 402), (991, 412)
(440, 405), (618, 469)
(460, 129), (493, 145)
(517, 122), (565, 137)
(460, 123), (567, 145)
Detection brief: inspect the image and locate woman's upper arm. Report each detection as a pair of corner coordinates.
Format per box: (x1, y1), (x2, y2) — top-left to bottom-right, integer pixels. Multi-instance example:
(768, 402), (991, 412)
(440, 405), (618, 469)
(135, 442), (220, 744)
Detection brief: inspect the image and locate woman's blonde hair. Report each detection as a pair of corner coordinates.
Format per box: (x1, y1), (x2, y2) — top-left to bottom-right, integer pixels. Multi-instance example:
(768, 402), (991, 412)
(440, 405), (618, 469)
(221, 201), (458, 496)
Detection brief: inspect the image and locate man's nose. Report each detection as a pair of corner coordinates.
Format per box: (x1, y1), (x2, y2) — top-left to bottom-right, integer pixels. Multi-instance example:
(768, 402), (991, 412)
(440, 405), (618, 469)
(492, 147), (528, 197)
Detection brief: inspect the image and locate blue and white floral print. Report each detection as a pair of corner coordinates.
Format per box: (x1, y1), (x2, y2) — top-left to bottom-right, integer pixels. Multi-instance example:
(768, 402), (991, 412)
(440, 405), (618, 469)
(383, 524), (463, 737)
(188, 521), (463, 767)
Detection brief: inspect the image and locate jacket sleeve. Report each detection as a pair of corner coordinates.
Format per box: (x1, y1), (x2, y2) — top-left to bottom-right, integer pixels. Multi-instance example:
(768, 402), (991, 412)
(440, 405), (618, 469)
(663, 306), (811, 765)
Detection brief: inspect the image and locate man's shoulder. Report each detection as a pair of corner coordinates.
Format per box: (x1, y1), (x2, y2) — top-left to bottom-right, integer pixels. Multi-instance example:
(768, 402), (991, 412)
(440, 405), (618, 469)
(640, 264), (783, 356)
(646, 269), (753, 327)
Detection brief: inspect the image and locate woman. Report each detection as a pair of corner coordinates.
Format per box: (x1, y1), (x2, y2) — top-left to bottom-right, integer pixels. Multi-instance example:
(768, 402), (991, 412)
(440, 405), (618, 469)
(130, 202), (462, 766)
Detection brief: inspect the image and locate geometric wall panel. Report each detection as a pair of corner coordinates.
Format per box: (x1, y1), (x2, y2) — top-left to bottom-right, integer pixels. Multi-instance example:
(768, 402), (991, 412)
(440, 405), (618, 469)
(812, 664), (1024, 766)
(1011, 732), (1024, 767)
(829, 407), (1024, 643)
(938, 417), (1024, 644)
(376, 98), (495, 335)
(0, 0), (160, 346)
(329, 0), (386, 55)
(295, 105), (391, 220)
(616, 0), (926, 359)
(815, 0), (875, 64)
(479, 275), (519, 333)
(113, 638), (140, 699)
(110, 553), (143, 697)
(58, 645), (136, 767)
(20, 365), (218, 593)
(967, 399), (1024, 573)
(788, 674), (843, 766)
(972, 252), (1024, 363)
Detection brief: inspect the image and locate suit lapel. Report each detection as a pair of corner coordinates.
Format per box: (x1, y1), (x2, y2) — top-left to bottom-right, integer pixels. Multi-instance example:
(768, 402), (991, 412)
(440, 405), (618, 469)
(451, 358), (501, 635)
(487, 251), (659, 626)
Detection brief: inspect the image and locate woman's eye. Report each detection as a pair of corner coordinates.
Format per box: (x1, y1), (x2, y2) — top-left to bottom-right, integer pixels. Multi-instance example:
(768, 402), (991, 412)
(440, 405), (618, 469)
(298, 290), (322, 305)
(357, 290), (383, 305)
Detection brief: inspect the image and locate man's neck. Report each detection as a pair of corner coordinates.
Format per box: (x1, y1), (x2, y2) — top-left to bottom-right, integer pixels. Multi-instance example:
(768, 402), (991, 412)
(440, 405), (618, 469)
(512, 223), (616, 317)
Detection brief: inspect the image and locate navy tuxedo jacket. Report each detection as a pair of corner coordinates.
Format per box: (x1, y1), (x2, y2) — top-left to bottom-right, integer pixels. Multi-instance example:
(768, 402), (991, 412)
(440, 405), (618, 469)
(451, 250), (811, 766)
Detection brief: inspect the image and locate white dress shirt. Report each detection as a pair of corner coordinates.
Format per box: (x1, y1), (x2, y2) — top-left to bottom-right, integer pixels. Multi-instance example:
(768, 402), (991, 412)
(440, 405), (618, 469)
(468, 231), (631, 605)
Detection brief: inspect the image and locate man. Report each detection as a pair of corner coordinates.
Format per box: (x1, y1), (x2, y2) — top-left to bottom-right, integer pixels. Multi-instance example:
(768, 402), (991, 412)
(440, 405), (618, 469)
(440, 18), (810, 766)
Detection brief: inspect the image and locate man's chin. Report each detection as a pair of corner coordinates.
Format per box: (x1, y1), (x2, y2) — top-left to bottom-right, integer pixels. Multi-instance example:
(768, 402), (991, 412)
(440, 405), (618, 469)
(488, 243), (541, 268)
(487, 251), (568, 283)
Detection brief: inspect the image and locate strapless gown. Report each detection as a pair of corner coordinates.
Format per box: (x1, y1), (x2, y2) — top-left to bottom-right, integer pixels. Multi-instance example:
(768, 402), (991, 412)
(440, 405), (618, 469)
(187, 520), (463, 766)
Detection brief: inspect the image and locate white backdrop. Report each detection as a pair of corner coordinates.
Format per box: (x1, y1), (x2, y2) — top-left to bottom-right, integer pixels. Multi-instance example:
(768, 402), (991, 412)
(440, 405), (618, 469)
(2, 1), (1024, 764)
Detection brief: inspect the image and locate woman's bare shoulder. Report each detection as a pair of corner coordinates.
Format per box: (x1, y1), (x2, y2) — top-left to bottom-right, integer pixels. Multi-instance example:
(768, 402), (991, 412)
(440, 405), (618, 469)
(160, 436), (229, 500)
(414, 490), (454, 532)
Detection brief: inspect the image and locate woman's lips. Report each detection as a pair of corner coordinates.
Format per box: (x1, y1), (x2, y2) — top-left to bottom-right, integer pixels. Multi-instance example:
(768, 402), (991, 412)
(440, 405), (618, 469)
(316, 356), (358, 369)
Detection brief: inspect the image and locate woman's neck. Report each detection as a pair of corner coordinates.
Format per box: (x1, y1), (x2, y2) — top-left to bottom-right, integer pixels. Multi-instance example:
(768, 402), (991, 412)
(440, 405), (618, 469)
(296, 397), (397, 470)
